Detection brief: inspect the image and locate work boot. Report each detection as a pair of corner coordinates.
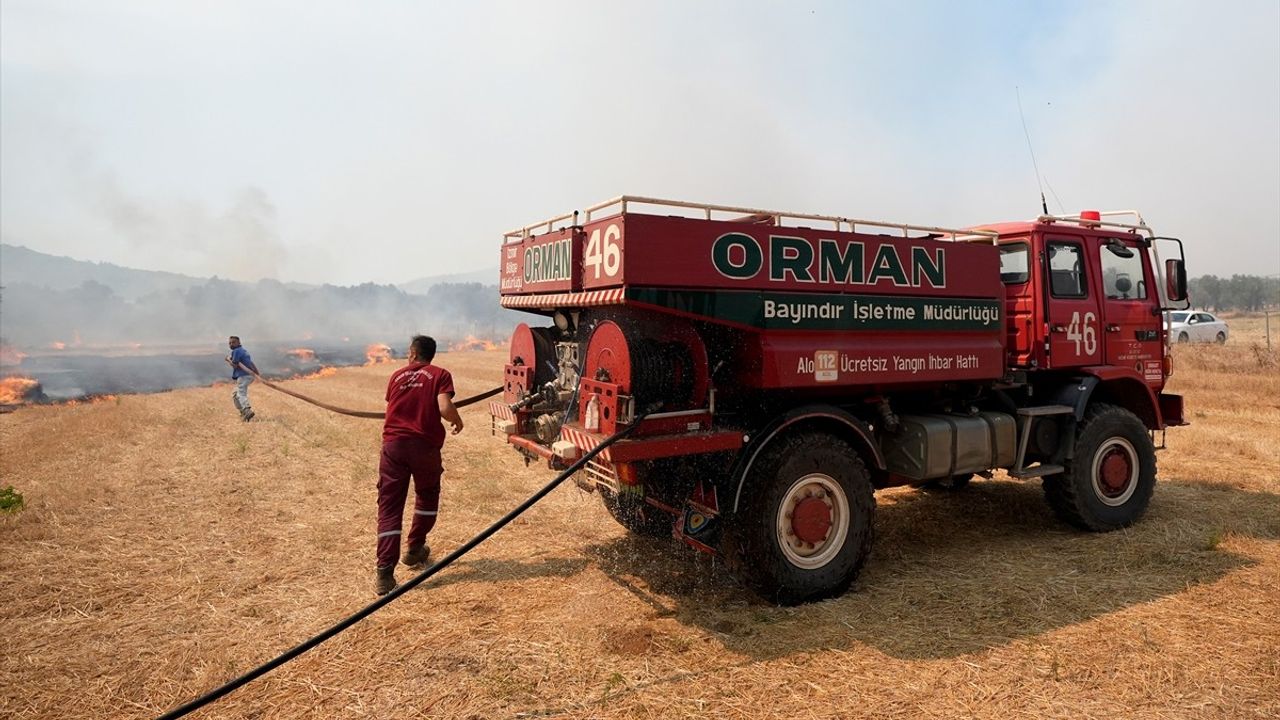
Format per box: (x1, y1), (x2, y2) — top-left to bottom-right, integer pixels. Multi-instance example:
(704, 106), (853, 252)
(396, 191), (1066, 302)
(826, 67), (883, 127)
(242, 409), (255, 422)
(375, 565), (396, 596)
(403, 543), (431, 568)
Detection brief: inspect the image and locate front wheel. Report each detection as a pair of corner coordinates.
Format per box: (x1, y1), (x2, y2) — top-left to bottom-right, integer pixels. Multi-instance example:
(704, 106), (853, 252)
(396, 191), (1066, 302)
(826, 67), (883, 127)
(1177, 332), (1190, 343)
(1043, 403), (1156, 531)
(723, 432), (875, 605)
(1216, 331), (1226, 344)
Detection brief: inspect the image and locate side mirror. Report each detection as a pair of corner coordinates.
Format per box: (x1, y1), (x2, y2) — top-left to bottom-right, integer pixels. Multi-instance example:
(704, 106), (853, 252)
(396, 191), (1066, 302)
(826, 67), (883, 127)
(1165, 258), (1187, 302)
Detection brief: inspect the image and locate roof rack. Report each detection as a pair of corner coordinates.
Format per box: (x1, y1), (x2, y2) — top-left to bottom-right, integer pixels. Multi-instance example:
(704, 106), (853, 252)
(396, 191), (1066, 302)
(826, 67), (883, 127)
(505, 195), (999, 245)
(1040, 210), (1153, 237)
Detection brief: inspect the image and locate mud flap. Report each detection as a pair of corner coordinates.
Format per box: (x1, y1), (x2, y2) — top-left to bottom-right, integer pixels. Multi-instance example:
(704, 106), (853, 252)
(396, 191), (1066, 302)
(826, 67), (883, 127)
(674, 480), (721, 554)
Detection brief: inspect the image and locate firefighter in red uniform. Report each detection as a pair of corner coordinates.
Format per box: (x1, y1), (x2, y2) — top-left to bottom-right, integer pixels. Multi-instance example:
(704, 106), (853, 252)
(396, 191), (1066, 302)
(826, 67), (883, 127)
(375, 335), (464, 595)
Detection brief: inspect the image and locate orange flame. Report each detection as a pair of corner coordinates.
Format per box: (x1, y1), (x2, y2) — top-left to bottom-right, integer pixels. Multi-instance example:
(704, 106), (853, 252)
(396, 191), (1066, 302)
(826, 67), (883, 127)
(287, 347), (317, 362)
(63, 394), (119, 407)
(302, 367), (338, 379)
(365, 343), (393, 365)
(0, 376), (41, 404)
(0, 345), (25, 366)
(50, 341), (67, 351)
(449, 335), (500, 352)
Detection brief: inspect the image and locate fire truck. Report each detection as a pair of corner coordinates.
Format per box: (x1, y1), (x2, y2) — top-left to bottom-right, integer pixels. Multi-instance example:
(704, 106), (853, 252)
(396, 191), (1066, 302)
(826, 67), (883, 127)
(490, 196), (1190, 604)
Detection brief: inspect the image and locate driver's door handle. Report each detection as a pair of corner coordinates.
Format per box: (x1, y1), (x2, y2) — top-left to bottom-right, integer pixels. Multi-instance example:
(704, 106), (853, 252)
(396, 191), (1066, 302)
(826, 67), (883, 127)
(1106, 324), (1121, 333)
(1051, 324), (1066, 333)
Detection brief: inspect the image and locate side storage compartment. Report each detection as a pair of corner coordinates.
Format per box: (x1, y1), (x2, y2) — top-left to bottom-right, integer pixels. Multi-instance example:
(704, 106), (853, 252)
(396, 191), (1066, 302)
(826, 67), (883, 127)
(881, 412), (1016, 481)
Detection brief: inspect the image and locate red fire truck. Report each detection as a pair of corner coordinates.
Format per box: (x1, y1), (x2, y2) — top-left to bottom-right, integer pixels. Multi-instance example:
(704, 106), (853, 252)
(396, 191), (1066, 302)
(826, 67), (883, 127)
(490, 196), (1190, 604)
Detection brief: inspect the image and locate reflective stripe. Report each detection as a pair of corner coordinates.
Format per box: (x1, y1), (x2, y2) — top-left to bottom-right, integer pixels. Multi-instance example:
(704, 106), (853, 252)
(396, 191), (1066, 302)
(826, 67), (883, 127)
(377, 530), (402, 538)
(414, 510), (437, 516)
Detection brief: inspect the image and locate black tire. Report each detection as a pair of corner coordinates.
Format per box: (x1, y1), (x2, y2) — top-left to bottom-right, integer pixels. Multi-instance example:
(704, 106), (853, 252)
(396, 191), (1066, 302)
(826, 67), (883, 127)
(600, 488), (673, 537)
(723, 432), (875, 605)
(1215, 331), (1226, 344)
(1177, 332), (1189, 344)
(1043, 403), (1156, 531)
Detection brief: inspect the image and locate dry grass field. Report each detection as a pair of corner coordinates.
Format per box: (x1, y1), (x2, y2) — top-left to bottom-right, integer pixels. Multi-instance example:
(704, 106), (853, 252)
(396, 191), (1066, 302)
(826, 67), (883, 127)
(2, 320), (1278, 719)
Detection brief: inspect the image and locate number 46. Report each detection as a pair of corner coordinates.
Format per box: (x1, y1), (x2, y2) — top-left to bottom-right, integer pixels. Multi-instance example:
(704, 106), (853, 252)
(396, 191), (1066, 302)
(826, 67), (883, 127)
(1067, 311), (1097, 355)
(584, 224), (621, 280)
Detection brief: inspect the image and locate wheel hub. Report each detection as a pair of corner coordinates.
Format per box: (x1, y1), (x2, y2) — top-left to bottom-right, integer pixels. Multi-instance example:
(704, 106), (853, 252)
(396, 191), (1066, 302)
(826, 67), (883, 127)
(1098, 449), (1132, 497)
(777, 474), (850, 570)
(791, 497), (833, 544)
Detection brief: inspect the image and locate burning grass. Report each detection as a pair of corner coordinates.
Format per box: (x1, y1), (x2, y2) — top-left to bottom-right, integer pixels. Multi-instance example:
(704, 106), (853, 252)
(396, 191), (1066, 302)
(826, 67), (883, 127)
(1, 334), (1278, 718)
(0, 375), (43, 405)
(286, 347), (317, 362)
(450, 334), (504, 352)
(302, 366), (339, 379)
(364, 342), (394, 365)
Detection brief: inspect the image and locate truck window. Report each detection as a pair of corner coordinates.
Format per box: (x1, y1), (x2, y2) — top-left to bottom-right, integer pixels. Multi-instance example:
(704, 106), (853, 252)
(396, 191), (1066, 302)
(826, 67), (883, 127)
(1047, 242), (1087, 298)
(999, 243), (1029, 284)
(1100, 243), (1147, 300)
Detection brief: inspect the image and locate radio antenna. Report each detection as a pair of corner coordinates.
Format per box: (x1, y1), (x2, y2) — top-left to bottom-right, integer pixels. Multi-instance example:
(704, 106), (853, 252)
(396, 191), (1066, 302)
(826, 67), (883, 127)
(1016, 86), (1050, 216)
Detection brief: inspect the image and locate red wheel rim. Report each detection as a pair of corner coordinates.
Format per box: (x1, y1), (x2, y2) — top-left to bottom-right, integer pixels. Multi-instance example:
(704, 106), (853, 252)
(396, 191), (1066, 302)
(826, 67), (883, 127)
(1091, 437), (1139, 507)
(1098, 447), (1132, 497)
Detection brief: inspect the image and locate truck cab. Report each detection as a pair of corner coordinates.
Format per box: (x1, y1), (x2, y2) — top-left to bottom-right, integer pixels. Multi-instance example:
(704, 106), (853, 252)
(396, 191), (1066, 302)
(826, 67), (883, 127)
(981, 211), (1188, 429)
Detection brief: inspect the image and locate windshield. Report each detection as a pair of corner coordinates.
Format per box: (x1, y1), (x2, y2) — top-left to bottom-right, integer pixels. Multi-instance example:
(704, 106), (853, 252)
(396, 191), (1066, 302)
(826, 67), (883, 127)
(1170, 312), (1190, 322)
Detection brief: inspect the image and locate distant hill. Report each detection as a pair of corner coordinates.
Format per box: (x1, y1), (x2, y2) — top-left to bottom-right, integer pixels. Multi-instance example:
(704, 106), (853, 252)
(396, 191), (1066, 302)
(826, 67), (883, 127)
(399, 267), (498, 295)
(0, 245), (524, 347)
(0, 243), (214, 301)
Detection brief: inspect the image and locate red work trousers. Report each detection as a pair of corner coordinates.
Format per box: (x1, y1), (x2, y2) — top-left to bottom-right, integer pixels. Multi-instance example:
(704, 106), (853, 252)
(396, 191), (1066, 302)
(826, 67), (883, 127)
(376, 437), (442, 568)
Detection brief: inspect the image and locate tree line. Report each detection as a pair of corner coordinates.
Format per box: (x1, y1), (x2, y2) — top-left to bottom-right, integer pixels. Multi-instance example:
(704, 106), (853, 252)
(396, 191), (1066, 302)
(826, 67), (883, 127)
(1186, 274), (1280, 313)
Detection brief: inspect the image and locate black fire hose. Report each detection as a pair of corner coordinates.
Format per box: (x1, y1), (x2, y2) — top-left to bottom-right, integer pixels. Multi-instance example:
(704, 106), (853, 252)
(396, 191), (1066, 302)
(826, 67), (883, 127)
(237, 363), (502, 418)
(155, 413), (646, 720)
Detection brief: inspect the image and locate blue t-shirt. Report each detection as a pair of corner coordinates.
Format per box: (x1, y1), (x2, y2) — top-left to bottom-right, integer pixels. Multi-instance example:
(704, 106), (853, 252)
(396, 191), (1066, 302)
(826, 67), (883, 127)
(230, 347), (253, 379)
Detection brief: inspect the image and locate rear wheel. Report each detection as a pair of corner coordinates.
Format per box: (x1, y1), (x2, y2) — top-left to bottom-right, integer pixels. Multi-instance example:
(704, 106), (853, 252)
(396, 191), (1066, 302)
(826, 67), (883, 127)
(1216, 331), (1226, 344)
(723, 432), (874, 605)
(1043, 403), (1156, 531)
(1177, 332), (1189, 343)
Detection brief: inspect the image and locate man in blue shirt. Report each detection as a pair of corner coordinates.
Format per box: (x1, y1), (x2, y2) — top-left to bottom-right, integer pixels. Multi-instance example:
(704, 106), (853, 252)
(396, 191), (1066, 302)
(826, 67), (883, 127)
(225, 336), (260, 421)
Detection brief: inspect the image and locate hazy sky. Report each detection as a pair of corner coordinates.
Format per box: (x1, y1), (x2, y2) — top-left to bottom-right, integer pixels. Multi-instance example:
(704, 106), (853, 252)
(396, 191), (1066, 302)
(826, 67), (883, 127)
(2, 1), (1277, 286)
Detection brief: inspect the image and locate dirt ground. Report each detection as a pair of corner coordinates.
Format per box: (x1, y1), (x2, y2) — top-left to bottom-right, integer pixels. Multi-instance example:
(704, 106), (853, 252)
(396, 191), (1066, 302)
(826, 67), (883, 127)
(2, 320), (1278, 719)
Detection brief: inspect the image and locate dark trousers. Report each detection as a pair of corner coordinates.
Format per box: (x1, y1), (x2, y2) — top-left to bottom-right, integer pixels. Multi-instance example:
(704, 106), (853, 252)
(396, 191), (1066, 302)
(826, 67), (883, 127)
(376, 437), (442, 568)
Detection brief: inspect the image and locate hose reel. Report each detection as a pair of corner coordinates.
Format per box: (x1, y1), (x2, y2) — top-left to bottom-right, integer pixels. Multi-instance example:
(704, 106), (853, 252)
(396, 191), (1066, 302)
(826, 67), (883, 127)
(583, 319), (708, 411)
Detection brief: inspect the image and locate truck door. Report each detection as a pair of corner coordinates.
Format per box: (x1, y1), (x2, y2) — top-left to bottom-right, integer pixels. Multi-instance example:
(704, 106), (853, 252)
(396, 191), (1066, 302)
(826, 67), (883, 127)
(1098, 238), (1163, 385)
(1044, 237), (1102, 367)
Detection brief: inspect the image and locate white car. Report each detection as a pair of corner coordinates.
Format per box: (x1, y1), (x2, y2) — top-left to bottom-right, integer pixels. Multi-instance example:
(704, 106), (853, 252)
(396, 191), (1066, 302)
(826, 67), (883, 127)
(1167, 311), (1229, 344)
